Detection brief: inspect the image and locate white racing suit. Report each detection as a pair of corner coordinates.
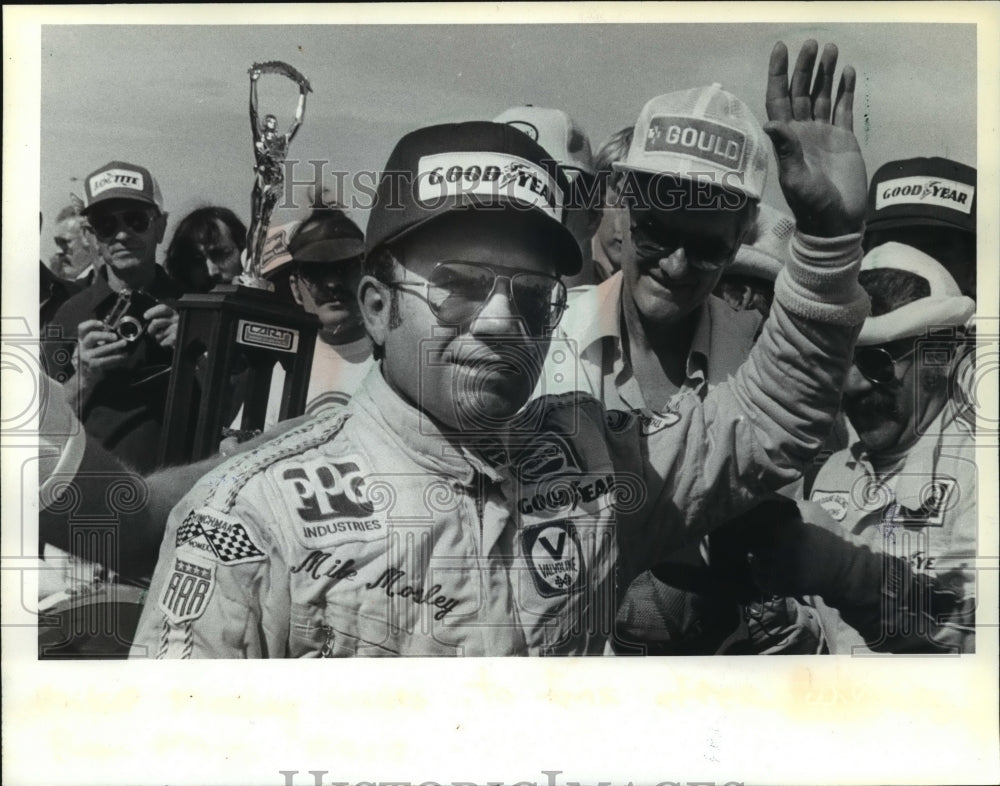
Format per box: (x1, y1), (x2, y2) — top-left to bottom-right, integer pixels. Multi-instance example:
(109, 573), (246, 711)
(130, 231), (869, 657)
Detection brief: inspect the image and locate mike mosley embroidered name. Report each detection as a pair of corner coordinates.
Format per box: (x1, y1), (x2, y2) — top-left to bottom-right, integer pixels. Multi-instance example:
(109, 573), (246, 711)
(365, 567), (459, 620)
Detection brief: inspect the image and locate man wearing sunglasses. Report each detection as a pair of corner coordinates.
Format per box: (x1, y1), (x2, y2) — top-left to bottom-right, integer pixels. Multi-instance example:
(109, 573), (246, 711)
(545, 43), (866, 654)
(43, 160), (182, 473)
(799, 241), (977, 653)
(132, 40), (871, 658)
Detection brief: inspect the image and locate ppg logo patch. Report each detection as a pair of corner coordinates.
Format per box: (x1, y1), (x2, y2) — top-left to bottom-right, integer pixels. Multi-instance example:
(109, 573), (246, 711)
(639, 409), (681, 435)
(159, 557), (215, 623)
(522, 520), (586, 597)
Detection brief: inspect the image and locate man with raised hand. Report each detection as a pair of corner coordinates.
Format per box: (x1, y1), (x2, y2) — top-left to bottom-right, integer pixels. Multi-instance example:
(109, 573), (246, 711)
(130, 41), (870, 658)
(545, 42), (866, 653)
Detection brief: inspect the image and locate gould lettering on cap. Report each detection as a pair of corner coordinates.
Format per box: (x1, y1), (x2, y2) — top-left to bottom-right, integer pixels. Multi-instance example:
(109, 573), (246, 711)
(415, 152), (563, 221)
(644, 116), (747, 170)
(875, 176), (975, 214)
(89, 168), (145, 197)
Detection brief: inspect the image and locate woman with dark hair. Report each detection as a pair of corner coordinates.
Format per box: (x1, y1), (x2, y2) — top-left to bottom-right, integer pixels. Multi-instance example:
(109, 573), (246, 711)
(164, 206), (246, 293)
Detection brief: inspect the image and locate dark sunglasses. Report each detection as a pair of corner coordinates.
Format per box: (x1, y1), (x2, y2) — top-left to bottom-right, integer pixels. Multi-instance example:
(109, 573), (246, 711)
(853, 345), (918, 385)
(628, 208), (735, 272)
(88, 209), (155, 240)
(386, 261), (567, 336)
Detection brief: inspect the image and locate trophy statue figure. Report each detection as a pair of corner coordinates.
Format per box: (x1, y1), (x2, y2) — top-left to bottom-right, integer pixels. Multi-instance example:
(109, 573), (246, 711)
(236, 61), (312, 288)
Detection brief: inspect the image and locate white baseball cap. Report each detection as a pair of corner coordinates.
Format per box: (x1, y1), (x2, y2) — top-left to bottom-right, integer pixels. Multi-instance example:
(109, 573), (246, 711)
(493, 105), (596, 179)
(728, 204), (795, 281)
(858, 241), (976, 346)
(614, 83), (770, 200)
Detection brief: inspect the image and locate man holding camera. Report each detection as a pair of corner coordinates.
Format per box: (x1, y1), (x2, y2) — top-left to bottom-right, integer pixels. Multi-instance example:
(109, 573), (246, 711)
(43, 160), (182, 473)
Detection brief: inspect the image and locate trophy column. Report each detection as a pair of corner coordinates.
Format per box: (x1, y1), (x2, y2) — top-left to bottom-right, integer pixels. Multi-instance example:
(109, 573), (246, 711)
(158, 60), (317, 465)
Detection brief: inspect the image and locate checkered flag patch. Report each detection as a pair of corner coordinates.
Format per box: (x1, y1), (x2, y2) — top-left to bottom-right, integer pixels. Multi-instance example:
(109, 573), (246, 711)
(204, 522), (266, 564)
(176, 513), (206, 546)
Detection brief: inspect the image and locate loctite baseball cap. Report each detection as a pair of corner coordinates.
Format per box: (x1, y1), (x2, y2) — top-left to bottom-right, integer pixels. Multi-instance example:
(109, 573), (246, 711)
(866, 157), (976, 234)
(364, 121), (582, 275)
(493, 105), (596, 179)
(858, 241), (976, 346)
(81, 160), (164, 213)
(614, 83), (770, 200)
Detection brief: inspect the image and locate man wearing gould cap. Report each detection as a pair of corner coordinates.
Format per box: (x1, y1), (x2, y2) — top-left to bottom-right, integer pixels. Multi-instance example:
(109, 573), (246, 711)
(493, 105), (603, 287)
(43, 160), (183, 473)
(130, 41), (871, 658)
(863, 156), (976, 298)
(543, 42), (867, 654)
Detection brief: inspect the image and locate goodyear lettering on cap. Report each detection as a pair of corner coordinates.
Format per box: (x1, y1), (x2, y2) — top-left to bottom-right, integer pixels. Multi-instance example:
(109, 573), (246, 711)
(416, 152), (563, 221)
(875, 176), (974, 214)
(89, 168), (146, 198)
(644, 116), (747, 170)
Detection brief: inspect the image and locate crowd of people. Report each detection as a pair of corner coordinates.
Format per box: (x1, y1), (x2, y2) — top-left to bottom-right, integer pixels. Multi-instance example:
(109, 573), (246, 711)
(36, 40), (979, 658)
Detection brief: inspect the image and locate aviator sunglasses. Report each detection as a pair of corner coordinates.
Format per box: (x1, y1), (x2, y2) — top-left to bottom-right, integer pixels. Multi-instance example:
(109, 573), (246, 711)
(385, 261), (567, 336)
(88, 208), (155, 240)
(628, 208), (736, 272)
(853, 345), (918, 385)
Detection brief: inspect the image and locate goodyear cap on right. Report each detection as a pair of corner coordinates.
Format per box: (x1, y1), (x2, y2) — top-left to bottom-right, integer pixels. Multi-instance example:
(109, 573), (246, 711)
(866, 157), (976, 234)
(614, 83), (770, 200)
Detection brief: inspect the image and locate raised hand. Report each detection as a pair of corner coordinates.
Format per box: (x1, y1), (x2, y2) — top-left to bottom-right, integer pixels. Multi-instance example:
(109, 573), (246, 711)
(764, 40), (868, 237)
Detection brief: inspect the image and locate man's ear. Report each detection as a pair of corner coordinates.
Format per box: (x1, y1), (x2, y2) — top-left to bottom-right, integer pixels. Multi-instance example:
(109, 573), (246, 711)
(359, 274), (390, 349)
(154, 212), (168, 244)
(288, 273), (304, 307)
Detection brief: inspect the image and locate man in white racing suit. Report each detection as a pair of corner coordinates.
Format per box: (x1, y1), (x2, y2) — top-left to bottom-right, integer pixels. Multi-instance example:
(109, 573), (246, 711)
(131, 41), (872, 657)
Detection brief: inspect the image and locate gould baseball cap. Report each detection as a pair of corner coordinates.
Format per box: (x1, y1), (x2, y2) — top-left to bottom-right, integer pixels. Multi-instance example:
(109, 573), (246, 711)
(364, 121), (582, 275)
(728, 204), (795, 282)
(288, 208), (364, 264)
(82, 160), (164, 213)
(858, 241), (976, 346)
(866, 157), (976, 234)
(614, 83), (770, 200)
(493, 106), (596, 179)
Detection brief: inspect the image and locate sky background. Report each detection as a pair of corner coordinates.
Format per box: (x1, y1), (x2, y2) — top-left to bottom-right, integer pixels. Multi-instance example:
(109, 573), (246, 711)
(38, 22), (977, 262)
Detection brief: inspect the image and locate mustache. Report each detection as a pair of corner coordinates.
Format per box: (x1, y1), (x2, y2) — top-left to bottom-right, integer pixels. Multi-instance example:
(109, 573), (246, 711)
(313, 286), (354, 304)
(844, 388), (899, 422)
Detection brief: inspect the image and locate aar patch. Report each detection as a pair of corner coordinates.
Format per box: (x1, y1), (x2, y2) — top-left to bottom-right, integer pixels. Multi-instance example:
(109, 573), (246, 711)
(522, 520), (586, 597)
(159, 557), (215, 624)
(811, 489), (851, 522)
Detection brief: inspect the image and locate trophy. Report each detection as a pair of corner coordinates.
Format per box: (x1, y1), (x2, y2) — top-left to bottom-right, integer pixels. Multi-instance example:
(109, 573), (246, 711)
(237, 61), (312, 289)
(159, 62), (319, 465)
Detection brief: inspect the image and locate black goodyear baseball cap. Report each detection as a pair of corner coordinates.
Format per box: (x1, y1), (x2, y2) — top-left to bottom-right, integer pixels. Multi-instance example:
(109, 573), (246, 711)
(288, 207), (365, 263)
(364, 121), (582, 276)
(867, 157), (976, 234)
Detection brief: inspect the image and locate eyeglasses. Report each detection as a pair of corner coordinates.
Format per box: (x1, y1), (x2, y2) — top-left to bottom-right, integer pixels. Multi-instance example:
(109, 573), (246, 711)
(853, 345), (918, 385)
(628, 208), (735, 272)
(385, 261), (567, 336)
(88, 209), (155, 240)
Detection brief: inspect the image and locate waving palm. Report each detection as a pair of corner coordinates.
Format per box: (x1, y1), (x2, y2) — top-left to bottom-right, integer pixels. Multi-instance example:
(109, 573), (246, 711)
(764, 41), (868, 237)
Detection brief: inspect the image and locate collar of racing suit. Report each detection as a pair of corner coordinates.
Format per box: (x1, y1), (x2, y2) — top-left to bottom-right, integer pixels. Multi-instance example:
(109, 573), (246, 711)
(351, 364), (511, 487)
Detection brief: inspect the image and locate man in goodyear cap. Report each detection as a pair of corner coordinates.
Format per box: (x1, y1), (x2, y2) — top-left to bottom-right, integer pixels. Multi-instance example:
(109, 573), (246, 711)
(43, 160), (183, 473)
(493, 105), (603, 287)
(544, 41), (869, 653)
(131, 40), (870, 657)
(864, 156), (976, 298)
